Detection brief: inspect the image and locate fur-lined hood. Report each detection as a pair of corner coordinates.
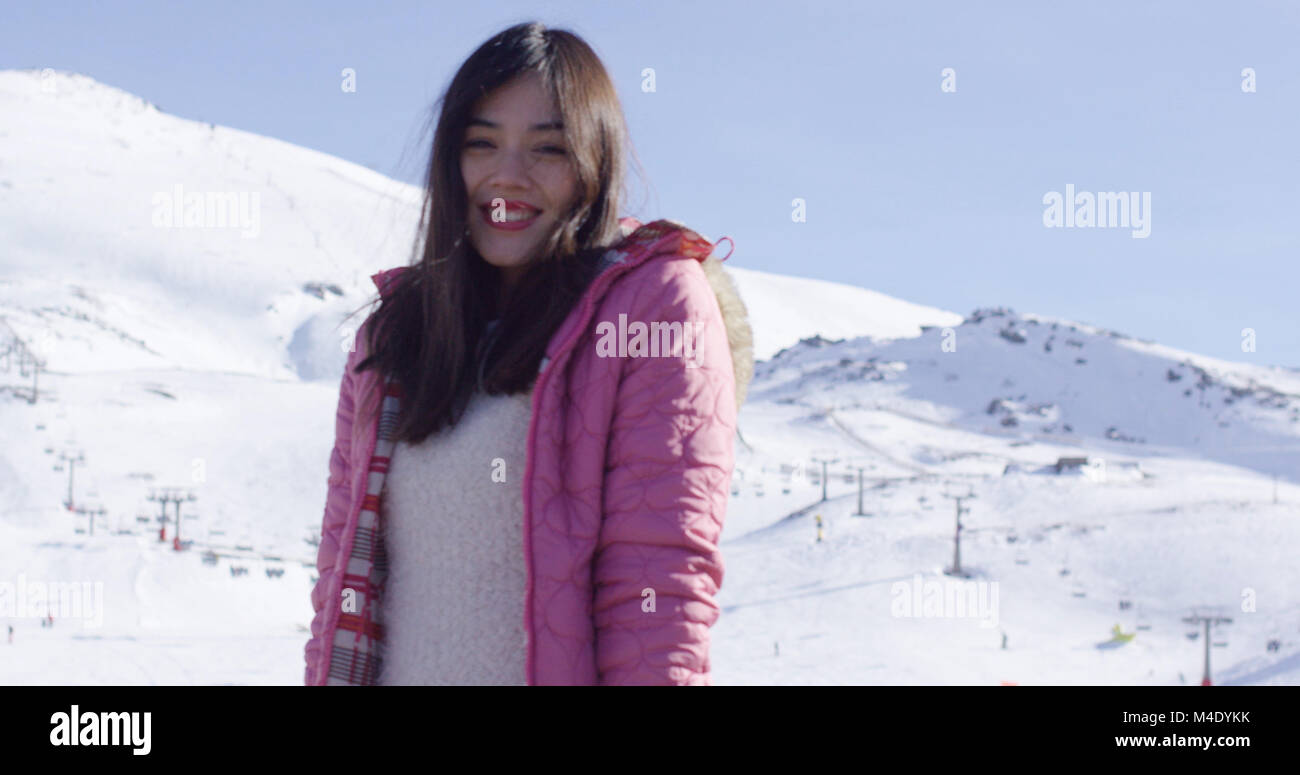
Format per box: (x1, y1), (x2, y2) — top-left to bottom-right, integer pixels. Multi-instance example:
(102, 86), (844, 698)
(611, 217), (753, 408)
(695, 251), (754, 408)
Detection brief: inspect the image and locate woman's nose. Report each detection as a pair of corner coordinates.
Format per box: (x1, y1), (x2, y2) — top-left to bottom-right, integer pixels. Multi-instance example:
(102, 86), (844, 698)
(488, 147), (532, 184)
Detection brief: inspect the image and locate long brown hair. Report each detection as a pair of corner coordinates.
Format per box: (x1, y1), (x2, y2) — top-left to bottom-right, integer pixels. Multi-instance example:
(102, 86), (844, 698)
(348, 21), (638, 444)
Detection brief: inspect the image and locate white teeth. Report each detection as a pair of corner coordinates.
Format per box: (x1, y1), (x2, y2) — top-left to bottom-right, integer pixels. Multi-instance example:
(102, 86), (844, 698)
(484, 204), (540, 223)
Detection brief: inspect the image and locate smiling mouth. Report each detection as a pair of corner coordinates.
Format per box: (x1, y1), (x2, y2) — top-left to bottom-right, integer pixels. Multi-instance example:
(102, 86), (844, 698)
(481, 201), (541, 222)
(480, 203), (541, 230)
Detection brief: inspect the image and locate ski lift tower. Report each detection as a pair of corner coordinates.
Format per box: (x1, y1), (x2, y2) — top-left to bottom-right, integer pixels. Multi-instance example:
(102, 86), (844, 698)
(0, 318), (47, 404)
(54, 449), (86, 511)
(810, 449), (840, 503)
(942, 484), (976, 578)
(844, 455), (876, 516)
(171, 489), (197, 550)
(149, 487), (198, 549)
(1182, 610), (1233, 686)
(148, 488), (173, 542)
(18, 340), (45, 405)
(74, 504), (107, 537)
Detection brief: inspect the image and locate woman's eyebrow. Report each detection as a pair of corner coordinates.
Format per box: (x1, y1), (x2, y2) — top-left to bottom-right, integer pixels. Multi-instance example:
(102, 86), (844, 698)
(467, 117), (564, 131)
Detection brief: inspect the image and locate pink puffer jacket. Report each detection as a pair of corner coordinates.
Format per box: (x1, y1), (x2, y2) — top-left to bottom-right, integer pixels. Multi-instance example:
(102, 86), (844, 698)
(304, 218), (754, 685)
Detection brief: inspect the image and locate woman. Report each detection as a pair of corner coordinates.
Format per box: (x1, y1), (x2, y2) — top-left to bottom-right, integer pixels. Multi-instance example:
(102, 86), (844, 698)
(304, 21), (753, 686)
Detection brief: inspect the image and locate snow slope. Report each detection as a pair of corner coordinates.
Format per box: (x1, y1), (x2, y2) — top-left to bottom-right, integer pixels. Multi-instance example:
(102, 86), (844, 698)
(721, 266), (962, 361)
(2, 70), (1296, 685)
(715, 308), (1300, 685)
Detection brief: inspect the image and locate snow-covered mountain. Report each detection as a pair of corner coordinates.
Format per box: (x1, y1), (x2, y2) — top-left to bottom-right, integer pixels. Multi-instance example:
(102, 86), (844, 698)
(2, 70), (1297, 685)
(0, 69), (423, 382)
(0, 69), (958, 380)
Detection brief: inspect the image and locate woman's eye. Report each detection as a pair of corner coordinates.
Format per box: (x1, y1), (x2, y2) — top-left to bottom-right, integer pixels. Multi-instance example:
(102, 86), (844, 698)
(464, 139), (565, 155)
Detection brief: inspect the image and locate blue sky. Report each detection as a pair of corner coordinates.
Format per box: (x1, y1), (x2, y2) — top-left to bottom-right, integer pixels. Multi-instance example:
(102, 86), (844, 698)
(4, 0), (1298, 366)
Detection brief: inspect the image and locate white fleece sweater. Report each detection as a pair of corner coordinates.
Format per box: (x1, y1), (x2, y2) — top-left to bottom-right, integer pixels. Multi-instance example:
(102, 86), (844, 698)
(377, 385), (533, 685)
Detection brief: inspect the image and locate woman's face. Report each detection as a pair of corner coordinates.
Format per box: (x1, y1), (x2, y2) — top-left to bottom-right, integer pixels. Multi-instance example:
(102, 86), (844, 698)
(461, 71), (578, 288)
